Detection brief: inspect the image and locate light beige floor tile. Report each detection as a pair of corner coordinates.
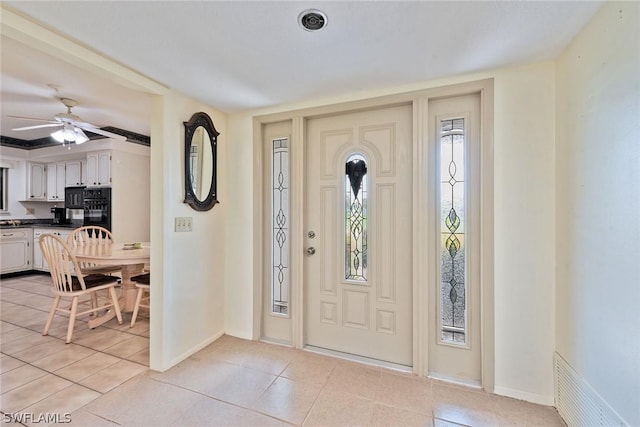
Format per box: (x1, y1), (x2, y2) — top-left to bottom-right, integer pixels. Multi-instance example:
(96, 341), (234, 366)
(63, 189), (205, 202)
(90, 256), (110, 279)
(0, 374), (72, 413)
(50, 409), (119, 427)
(102, 335), (149, 359)
(492, 394), (565, 427)
(199, 335), (254, 365)
(241, 341), (296, 375)
(1, 326), (40, 343)
(281, 350), (337, 385)
(79, 359), (147, 393)
(0, 364), (48, 393)
(4, 309), (49, 331)
(325, 360), (381, 400)
(434, 418), (468, 427)
(0, 354), (26, 374)
(432, 383), (497, 426)
(169, 395), (287, 427)
(303, 387), (372, 427)
(12, 339), (73, 363)
(54, 352), (121, 382)
(23, 384), (101, 427)
(0, 321), (20, 332)
(73, 327), (133, 351)
(150, 357), (241, 394)
(32, 345), (96, 371)
(251, 376), (323, 425)
(205, 364), (277, 407)
(375, 371), (432, 415)
(370, 403), (434, 427)
(3, 291), (53, 311)
(0, 331), (57, 356)
(84, 376), (202, 427)
(124, 347), (149, 365)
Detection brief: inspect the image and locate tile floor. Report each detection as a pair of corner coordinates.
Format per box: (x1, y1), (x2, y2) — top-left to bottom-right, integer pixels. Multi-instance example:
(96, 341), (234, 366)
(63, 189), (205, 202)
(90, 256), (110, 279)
(1, 273), (566, 426)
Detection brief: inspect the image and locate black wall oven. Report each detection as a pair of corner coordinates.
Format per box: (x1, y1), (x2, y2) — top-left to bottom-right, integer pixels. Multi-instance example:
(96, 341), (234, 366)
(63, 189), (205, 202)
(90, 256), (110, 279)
(83, 187), (111, 231)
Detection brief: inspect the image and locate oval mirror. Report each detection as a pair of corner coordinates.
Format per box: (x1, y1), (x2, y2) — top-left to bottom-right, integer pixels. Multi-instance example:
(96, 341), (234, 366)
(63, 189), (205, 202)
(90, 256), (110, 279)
(184, 112), (219, 211)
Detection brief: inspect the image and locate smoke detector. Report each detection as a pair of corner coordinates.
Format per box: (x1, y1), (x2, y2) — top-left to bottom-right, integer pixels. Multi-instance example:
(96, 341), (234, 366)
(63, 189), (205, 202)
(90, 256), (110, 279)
(298, 9), (327, 32)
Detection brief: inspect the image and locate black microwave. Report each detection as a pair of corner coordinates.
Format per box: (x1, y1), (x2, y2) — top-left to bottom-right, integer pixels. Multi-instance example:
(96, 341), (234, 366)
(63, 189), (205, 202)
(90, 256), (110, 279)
(64, 186), (85, 209)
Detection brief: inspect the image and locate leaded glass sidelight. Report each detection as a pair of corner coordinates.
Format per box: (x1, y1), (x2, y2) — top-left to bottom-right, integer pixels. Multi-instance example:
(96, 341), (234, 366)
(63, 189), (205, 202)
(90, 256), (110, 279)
(345, 154), (368, 282)
(272, 138), (290, 315)
(440, 118), (467, 344)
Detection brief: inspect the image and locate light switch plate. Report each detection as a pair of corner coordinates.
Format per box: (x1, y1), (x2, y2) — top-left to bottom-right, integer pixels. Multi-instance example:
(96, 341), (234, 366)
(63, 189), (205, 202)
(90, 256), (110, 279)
(175, 217), (193, 232)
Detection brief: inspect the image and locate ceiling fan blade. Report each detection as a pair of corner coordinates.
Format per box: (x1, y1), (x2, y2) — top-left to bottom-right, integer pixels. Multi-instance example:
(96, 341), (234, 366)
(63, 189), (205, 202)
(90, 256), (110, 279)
(8, 115), (58, 123)
(12, 123), (63, 131)
(79, 124), (127, 141)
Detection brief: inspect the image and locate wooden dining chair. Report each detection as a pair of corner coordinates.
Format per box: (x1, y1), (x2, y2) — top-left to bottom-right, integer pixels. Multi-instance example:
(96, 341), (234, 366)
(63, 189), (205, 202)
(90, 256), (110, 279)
(130, 272), (150, 327)
(40, 233), (123, 343)
(67, 226), (121, 276)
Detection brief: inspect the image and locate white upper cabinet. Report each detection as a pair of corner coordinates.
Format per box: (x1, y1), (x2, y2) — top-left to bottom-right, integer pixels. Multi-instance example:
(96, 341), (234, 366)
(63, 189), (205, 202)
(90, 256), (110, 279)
(81, 160), (87, 186)
(46, 162), (66, 201)
(86, 151), (111, 187)
(65, 161), (83, 186)
(27, 162), (46, 200)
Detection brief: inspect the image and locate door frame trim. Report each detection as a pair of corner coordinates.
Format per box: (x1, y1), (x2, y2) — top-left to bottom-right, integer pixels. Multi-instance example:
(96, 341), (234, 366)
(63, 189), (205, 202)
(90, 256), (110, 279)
(253, 79), (494, 392)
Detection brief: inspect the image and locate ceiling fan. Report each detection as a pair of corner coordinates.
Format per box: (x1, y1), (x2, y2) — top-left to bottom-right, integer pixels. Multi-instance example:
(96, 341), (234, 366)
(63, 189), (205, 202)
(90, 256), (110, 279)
(10, 97), (126, 143)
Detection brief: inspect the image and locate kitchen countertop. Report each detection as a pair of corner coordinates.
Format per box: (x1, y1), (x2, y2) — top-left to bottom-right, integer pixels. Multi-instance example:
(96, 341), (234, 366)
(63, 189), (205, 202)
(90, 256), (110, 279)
(0, 220), (84, 230)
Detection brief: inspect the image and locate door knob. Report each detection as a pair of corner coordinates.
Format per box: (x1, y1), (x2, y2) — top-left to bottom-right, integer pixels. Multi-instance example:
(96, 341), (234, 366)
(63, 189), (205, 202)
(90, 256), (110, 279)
(307, 247), (316, 255)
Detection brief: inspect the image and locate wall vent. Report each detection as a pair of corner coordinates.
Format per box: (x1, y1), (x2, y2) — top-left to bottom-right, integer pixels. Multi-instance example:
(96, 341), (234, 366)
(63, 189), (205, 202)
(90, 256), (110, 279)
(554, 352), (627, 426)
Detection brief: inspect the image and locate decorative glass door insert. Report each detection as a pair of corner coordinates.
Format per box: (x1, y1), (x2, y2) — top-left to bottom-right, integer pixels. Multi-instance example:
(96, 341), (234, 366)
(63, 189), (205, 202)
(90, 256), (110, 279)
(345, 154), (368, 282)
(439, 118), (467, 344)
(272, 138), (290, 315)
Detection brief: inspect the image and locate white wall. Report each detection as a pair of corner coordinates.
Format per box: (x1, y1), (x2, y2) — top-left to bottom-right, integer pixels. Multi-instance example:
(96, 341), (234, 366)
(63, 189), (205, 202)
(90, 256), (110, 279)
(150, 90), (226, 370)
(492, 63), (556, 404)
(555, 2), (640, 425)
(226, 62), (557, 403)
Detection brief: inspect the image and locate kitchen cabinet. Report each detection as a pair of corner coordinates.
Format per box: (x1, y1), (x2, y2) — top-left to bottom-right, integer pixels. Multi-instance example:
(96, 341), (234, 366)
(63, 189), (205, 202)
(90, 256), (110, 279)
(1, 228), (33, 274)
(81, 160), (87, 185)
(46, 162), (66, 201)
(33, 228), (71, 271)
(27, 162), (47, 200)
(65, 161), (83, 186)
(86, 151), (111, 187)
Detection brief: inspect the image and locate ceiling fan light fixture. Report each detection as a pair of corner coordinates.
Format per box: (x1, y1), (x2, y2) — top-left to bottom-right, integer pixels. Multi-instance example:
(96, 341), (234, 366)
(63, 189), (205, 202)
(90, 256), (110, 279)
(74, 127), (89, 144)
(51, 128), (66, 143)
(51, 124), (89, 144)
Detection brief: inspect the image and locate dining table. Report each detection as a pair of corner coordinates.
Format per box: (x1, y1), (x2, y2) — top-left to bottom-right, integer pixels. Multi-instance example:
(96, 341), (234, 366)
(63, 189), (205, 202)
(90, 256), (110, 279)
(71, 241), (150, 328)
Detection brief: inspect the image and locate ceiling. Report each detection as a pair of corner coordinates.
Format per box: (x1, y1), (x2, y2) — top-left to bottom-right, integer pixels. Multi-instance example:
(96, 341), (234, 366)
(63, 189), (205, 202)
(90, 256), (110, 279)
(1, 1), (604, 143)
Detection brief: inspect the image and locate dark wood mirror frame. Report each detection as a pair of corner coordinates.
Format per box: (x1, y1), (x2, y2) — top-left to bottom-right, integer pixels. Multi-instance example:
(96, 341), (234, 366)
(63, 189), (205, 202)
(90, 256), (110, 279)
(183, 112), (219, 211)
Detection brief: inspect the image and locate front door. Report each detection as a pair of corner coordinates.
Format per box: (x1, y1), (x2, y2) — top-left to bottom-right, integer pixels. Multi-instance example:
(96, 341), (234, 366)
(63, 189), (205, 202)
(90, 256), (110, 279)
(304, 105), (413, 366)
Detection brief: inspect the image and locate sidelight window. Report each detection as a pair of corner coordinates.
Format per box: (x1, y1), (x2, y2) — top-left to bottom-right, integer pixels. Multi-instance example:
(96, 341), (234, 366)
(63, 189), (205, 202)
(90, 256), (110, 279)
(439, 118), (467, 344)
(271, 138), (290, 315)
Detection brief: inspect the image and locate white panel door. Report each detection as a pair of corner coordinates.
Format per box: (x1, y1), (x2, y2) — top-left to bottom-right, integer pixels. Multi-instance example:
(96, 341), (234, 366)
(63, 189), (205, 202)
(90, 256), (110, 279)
(305, 105), (413, 366)
(428, 93), (482, 384)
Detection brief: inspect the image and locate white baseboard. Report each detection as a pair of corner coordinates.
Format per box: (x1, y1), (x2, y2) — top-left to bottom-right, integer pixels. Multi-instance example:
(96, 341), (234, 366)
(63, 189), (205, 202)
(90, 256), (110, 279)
(554, 352), (628, 426)
(157, 329), (225, 371)
(494, 385), (554, 406)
